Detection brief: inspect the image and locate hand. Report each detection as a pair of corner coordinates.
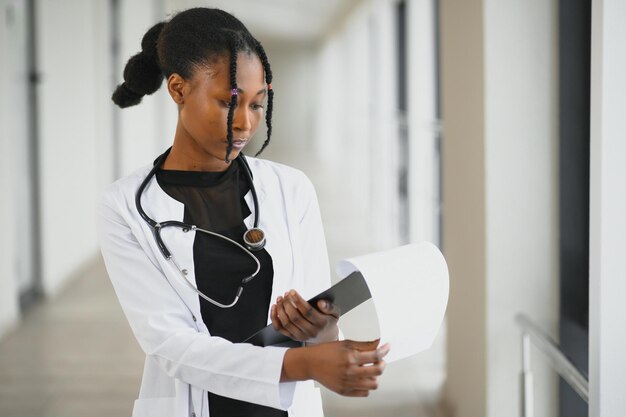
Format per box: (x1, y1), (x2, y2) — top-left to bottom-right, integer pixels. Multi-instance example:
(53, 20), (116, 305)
(271, 290), (340, 343)
(282, 339), (390, 397)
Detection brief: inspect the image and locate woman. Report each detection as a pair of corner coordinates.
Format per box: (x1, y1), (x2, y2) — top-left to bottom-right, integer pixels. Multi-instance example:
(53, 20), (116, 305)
(98, 7), (389, 417)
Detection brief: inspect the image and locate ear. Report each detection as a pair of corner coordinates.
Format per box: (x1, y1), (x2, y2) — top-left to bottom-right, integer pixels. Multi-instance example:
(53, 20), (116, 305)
(167, 73), (187, 105)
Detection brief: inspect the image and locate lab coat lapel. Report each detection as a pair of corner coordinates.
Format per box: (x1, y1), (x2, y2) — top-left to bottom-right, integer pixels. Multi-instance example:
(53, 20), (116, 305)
(142, 173), (184, 222)
(142, 176), (203, 323)
(245, 162), (295, 325)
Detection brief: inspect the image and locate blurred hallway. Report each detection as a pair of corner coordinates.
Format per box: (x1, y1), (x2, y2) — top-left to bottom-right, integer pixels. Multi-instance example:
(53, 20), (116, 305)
(3, 0), (624, 416)
(0, 148), (445, 417)
(0, 259), (142, 417)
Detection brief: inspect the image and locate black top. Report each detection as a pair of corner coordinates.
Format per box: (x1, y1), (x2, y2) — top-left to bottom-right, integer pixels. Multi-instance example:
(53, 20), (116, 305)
(156, 159), (287, 417)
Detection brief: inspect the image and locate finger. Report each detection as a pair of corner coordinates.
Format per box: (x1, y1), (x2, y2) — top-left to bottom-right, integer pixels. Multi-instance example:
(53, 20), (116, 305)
(338, 376), (380, 398)
(350, 361), (386, 378)
(275, 302), (298, 340)
(282, 296), (317, 339)
(344, 339), (381, 352)
(348, 376), (380, 390)
(353, 344), (390, 365)
(316, 299), (341, 318)
(342, 389), (370, 397)
(270, 304), (294, 339)
(289, 291), (325, 326)
(275, 298), (291, 327)
(286, 290), (339, 328)
(276, 299), (307, 340)
(270, 305), (281, 331)
(377, 343), (391, 358)
(288, 291), (329, 328)
(270, 306), (296, 339)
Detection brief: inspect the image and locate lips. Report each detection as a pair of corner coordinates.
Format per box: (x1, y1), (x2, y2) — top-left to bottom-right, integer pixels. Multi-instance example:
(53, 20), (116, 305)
(229, 139), (248, 149)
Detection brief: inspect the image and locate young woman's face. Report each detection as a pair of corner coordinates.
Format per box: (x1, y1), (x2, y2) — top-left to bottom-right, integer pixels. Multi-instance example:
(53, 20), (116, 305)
(173, 52), (267, 171)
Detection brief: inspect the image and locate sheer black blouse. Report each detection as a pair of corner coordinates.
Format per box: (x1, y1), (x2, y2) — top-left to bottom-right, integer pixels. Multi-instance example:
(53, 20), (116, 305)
(156, 159), (287, 417)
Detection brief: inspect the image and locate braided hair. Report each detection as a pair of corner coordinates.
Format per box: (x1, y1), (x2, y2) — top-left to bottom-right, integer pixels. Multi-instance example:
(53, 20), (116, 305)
(112, 8), (275, 159)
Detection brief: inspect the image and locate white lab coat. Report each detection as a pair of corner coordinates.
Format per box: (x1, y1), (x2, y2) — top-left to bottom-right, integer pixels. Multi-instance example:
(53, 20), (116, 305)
(97, 156), (330, 417)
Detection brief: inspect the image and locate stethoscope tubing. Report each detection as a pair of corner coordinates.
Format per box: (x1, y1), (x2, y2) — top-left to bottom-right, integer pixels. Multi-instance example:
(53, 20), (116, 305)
(135, 147), (263, 308)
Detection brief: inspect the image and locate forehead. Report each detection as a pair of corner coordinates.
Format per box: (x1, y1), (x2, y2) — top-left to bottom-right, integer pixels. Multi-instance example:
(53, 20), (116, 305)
(192, 52), (265, 92)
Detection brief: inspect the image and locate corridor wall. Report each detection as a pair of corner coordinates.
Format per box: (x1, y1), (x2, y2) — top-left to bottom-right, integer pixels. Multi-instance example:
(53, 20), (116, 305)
(35, 0), (113, 297)
(440, 0), (559, 416)
(0, 0), (22, 338)
(0, 0), (132, 340)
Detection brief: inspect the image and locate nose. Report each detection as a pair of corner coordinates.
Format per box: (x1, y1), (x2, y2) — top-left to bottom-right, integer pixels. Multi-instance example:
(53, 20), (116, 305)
(233, 106), (252, 134)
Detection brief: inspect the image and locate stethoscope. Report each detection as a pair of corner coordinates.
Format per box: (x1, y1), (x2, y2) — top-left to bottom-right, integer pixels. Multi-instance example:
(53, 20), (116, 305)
(135, 147), (266, 308)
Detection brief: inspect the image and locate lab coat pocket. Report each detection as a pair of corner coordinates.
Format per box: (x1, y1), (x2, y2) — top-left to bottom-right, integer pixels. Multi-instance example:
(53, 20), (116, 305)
(132, 396), (177, 417)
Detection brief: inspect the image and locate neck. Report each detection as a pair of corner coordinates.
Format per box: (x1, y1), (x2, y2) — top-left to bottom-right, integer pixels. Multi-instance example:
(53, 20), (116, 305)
(163, 123), (231, 172)
(163, 145), (231, 172)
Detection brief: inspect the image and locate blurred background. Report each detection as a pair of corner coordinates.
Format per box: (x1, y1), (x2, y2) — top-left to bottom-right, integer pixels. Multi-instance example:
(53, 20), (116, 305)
(1, 0), (624, 416)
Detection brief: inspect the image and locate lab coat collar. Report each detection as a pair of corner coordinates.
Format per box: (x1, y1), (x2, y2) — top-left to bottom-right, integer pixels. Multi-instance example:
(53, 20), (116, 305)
(143, 153), (267, 227)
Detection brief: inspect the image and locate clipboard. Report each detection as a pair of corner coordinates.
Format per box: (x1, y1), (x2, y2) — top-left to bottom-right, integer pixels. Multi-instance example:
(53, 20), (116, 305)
(243, 271), (372, 347)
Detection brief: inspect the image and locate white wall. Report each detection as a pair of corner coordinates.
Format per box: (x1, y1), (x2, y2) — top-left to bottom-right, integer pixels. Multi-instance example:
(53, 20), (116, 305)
(36, 0), (113, 296)
(365, 0), (400, 249)
(441, 0), (559, 416)
(118, 0), (172, 177)
(31, 0), (175, 301)
(0, 0), (23, 337)
(1, 0), (117, 337)
(483, 1), (559, 415)
(313, 0), (402, 250)
(407, 0), (439, 245)
(589, 0), (626, 415)
(246, 40), (317, 157)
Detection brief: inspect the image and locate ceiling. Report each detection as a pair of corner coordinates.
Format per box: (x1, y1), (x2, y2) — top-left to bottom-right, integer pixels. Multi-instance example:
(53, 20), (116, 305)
(168, 0), (363, 44)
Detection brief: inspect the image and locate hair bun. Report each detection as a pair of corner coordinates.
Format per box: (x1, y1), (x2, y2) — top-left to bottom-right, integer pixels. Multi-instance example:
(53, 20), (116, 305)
(141, 22), (166, 61)
(123, 52), (163, 92)
(111, 83), (143, 108)
(111, 51), (163, 108)
(111, 21), (165, 108)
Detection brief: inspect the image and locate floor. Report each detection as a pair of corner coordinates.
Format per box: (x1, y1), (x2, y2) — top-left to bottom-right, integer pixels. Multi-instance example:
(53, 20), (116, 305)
(0, 148), (445, 417)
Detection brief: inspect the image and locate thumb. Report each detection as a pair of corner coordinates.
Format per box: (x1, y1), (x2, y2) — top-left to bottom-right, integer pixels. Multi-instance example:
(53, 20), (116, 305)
(345, 338), (380, 351)
(317, 299), (340, 317)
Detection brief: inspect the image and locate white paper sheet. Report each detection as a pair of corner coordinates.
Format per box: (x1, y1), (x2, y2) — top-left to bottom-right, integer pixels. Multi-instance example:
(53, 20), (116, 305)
(336, 242), (449, 363)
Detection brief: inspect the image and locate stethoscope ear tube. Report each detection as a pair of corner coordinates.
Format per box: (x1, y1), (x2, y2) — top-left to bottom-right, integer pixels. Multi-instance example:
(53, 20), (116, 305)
(136, 150), (173, 260)
(135, 148), (170, 228)
(237, 153), (261, 231)
(153, 224), (172, 259)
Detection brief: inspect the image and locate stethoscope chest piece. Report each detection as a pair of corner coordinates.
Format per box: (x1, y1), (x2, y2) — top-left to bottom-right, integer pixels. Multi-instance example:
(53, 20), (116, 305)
(243, 227), (266, 251)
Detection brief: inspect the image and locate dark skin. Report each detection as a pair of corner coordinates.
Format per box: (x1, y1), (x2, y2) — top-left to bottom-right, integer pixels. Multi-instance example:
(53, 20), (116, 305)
(164, 51), (390, 396)
(272, 290), (340, 343)
(164, 52), (265, 172)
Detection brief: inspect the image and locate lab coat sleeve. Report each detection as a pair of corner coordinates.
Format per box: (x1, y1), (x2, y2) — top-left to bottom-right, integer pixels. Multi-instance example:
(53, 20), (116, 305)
(97, 188), (295, 410)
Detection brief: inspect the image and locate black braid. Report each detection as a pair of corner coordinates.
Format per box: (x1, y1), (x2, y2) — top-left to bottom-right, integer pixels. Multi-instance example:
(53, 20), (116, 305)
(225, 35), (240, 163)
(113, 8), (275, 155)
(254, 40), (274, 157)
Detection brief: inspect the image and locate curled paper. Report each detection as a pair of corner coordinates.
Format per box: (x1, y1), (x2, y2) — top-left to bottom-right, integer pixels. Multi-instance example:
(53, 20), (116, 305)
(336, 242), (449, 363)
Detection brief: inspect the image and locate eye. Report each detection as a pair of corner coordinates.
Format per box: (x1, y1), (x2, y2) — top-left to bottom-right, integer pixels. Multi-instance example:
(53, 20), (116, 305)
(251, 104), (265, 111)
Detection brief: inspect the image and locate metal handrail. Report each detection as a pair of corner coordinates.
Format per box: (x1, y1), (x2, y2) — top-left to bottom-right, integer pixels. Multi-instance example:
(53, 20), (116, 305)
(515, 314), (589, 417)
